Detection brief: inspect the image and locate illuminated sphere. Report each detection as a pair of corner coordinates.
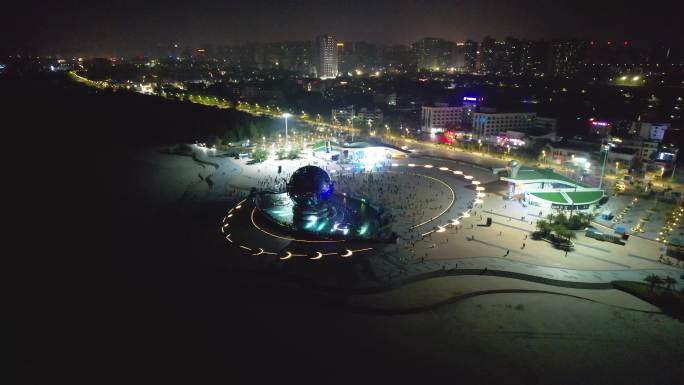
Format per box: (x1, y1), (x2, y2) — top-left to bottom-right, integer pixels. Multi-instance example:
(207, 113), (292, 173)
(508, 160), (519, 168)
(287, 166), (334, 205)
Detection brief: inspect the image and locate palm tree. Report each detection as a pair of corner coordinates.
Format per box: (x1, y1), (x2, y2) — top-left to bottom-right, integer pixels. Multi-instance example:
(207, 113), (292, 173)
(536, 219), (552, 236)
(644, 274), (663, 291)
(564, 229), (577, 240)
(556, 213), (569, 227)
(555, 226), (577, 243)
(573, 212), (585, 224)
(551, 224), (567, 239)
(662, 276), (677, 291)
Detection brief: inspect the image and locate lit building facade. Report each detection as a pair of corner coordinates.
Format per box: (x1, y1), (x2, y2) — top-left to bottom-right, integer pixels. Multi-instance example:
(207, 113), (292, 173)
(357, 108), (384, 127)
(534, 116), (557, 132)
(412, 37), (457, 70)
(421, 105), (464, 133)
(620, 138), (660, 162)
(462, 40), (478, 73)
(631, 122), (669, 142)
(472, 111), (536, 139)
(331, 105), (355, 124)
(315, 34), (339, 79)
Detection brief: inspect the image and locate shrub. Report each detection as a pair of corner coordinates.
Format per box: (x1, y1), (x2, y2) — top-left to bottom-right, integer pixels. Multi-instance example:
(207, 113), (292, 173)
(251, 148), (268, 162)
(287, 148), (301, 160)
(276, 148), (286, 160)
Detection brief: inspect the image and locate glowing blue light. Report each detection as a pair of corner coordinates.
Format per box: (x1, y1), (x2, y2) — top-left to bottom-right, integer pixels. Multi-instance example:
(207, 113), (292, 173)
(316, 221), (327, 231)
(333, 222), (350, 235)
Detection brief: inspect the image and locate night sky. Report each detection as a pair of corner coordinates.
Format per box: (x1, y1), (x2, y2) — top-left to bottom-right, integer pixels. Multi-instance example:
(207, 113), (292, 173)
(2, 0), (683, 56)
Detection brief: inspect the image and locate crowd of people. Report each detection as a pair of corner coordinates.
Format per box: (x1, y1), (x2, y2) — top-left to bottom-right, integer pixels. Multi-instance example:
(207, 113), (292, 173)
(333, 171), (453, 237)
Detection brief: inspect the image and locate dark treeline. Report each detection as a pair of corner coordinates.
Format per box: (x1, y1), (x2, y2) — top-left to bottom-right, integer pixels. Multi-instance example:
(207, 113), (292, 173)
(1, 71), (281, 148)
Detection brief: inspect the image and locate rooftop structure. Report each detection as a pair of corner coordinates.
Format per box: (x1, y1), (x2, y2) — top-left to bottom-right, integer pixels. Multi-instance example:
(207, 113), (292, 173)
(500, 161), (606, 211)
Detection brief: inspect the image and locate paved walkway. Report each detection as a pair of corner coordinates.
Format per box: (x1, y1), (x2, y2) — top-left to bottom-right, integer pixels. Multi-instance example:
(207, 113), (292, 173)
(364, 254), (684, 292)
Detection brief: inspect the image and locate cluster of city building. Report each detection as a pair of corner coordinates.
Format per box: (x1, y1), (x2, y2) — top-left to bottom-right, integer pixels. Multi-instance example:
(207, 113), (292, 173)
(149, 34), (682, 79)
(13, 33), (680, 183)
(421, 95), (679, 180)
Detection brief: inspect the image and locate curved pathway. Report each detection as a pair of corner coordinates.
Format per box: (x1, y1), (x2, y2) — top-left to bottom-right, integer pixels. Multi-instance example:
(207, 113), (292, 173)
(343, 289), (664, 315)
(366, 256), (683, 291)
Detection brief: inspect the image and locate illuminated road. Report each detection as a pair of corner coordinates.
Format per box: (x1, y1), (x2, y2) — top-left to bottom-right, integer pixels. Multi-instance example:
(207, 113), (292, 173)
(383, 135), (509, 169)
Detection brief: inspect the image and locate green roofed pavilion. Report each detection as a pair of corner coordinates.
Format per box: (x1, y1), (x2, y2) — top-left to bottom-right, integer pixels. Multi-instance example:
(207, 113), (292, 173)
(505, 167), (590, 188)
(530, 192), (568, 204)
(565, 190), (604, 205)
(500, 161), (607, 211)
(311, 140), (340, 152)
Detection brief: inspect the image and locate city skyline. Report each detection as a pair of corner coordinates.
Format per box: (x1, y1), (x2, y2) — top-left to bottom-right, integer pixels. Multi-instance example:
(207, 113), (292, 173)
(7, 1), (684, 383)
(3, 0), (683, 57)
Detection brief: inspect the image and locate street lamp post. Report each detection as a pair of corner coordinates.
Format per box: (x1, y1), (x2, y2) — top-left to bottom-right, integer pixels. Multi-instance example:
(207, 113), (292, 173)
(350, 116), (355, 142)
(598, 142), (610, 189)
(282, 113), (291, 144)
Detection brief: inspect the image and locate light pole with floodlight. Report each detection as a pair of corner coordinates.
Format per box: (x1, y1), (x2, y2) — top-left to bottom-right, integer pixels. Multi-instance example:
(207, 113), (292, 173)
(282, 113), (291, 143)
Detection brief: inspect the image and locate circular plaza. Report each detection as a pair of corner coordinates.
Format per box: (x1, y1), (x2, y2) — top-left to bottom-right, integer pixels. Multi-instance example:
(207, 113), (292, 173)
(220, 158), (483, 262)
(209, 144), (682, 293)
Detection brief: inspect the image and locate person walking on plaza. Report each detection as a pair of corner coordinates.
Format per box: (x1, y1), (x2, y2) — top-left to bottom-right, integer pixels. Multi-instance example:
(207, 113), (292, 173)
(522, 243), (526, 249)
(505, 249), (509, 257)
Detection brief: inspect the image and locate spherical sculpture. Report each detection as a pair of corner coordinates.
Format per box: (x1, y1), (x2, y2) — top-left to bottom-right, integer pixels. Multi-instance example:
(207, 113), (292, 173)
(287, 166), (334, 206)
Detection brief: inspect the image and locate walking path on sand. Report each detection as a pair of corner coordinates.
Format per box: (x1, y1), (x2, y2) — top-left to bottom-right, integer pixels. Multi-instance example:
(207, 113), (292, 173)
(346, 275), (662, 313)
(363, 255), (683, 291)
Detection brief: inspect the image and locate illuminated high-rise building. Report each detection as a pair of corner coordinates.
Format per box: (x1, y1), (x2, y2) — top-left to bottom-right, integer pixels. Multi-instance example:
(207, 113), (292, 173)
(315, 34), (339, 79)
(462, 40), (478, 73)
(411, 37), (456, 70)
